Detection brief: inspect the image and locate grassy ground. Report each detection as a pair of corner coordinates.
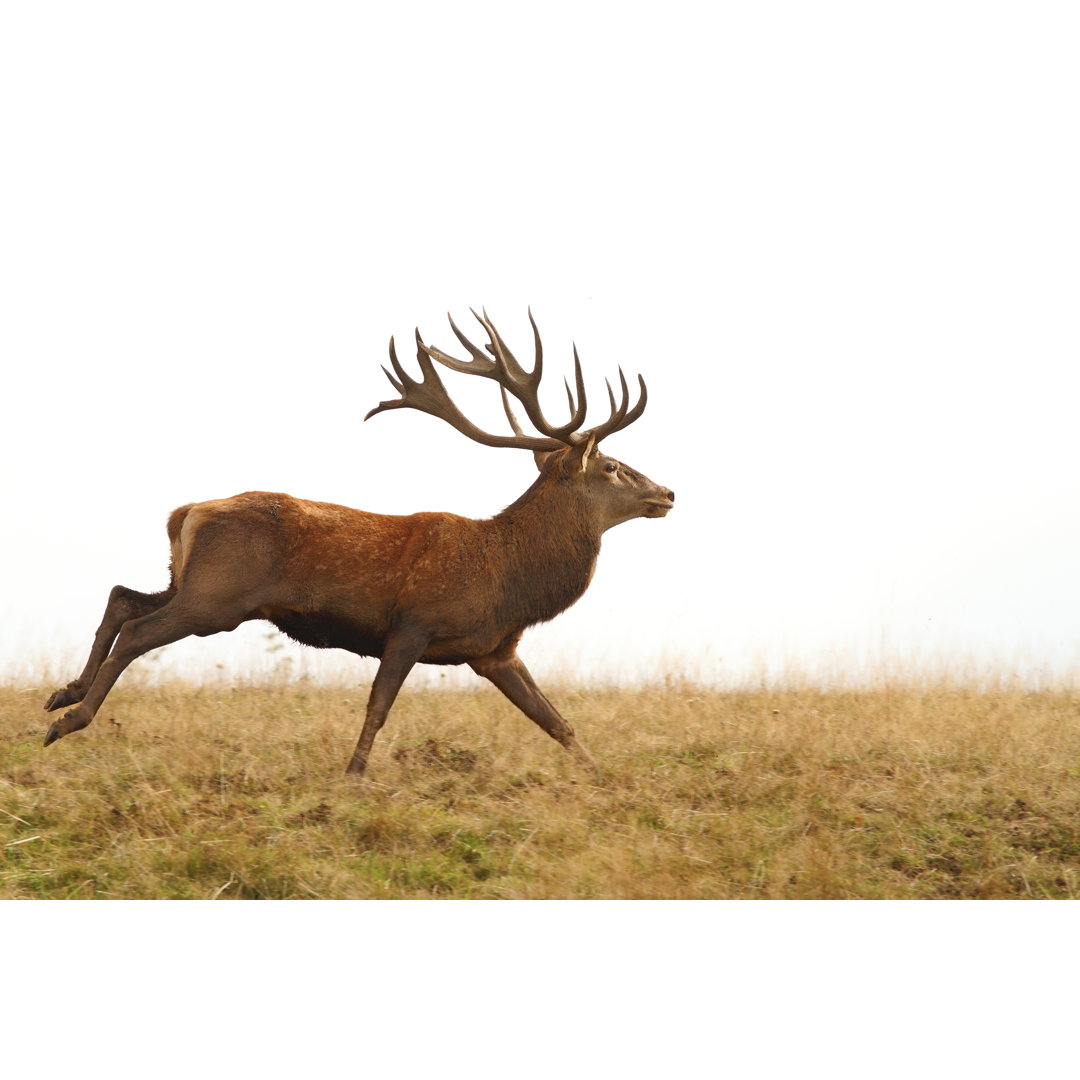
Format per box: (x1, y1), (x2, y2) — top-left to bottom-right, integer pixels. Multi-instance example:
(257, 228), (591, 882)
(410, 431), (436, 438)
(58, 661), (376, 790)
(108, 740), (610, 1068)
(2, 679), (1079, 898)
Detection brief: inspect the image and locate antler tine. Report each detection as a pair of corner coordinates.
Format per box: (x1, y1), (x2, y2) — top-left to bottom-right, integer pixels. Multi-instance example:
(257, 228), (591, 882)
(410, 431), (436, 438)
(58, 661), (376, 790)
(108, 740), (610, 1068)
(365, 331), (565, 453)
(363, 333), (448, 421)
(619, 373), (649, 429)
(566, 344), (588, 431)
(567, 368), (628, 440)
(527, 306), (543, 380)
(607, 368), (630, 427)
(563, 377), (576, 418)
(379, 336), (406, 395)
(573, 369), (649, 445)
(473, 308), (542, 406)
(477, 307), (586, 438)
(479, 307), (531, 381)
(499, 385), (526, 436)
(422, 312), (497, 376)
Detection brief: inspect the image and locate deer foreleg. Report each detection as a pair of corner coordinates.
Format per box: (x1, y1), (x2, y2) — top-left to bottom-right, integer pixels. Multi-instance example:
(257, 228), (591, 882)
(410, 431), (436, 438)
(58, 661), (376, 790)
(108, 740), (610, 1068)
(469, 651), (597, 772)
(45, 585), (174, 712)
(346, 627), (430, 776)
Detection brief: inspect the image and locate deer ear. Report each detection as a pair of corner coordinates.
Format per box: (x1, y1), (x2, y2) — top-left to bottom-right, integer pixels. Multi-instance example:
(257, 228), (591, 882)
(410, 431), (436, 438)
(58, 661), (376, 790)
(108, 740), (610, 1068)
(532, 450), (554, 471)
(566, 433), (597, 474)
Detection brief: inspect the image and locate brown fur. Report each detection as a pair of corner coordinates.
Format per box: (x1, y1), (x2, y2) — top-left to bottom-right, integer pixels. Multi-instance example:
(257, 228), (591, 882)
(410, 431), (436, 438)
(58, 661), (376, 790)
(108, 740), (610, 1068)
(44, 397), (673, 776)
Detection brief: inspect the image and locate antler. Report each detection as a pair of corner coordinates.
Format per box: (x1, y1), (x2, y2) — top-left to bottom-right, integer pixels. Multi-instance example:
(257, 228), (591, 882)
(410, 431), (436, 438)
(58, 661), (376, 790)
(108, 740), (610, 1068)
(423, 308), (587, 443)
(365, 309), (648, 451)
(364, 330), (565, 452)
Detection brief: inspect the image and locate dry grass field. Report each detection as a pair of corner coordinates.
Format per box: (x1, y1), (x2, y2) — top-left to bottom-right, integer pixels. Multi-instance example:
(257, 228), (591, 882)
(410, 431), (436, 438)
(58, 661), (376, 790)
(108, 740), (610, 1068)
(3, 677), (1080, 899)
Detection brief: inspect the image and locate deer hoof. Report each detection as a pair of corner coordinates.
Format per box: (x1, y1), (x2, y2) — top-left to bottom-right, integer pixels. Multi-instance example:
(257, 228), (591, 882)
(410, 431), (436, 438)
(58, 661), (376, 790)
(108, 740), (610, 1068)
(44, 685), (83, 712)
(44, 710), (84, 746)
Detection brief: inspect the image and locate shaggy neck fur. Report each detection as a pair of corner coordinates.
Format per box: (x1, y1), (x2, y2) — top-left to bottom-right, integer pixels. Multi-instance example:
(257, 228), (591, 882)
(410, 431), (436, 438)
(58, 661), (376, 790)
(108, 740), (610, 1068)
(485, 456), (601, 630)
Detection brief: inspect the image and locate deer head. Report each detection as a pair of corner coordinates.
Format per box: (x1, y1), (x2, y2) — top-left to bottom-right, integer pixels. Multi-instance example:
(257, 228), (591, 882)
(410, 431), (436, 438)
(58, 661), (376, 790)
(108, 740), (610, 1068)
(365, 308), (675, 533)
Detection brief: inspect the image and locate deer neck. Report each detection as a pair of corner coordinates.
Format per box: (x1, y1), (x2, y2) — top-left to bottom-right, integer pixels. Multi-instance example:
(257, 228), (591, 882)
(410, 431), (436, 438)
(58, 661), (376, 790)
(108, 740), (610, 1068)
(487, 475), (601, 628)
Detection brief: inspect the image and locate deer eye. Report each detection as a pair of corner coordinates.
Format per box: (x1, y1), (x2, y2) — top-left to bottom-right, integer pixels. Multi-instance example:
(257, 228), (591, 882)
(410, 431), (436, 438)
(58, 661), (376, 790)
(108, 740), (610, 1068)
(604, 463), (618, 474)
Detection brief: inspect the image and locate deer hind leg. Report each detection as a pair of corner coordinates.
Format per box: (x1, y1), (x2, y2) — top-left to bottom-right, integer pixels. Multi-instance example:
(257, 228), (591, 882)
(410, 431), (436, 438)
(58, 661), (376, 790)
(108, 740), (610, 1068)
(45, 585), (175, 712)
(43, 597), (243, 748)
(469, 651), (598, 773)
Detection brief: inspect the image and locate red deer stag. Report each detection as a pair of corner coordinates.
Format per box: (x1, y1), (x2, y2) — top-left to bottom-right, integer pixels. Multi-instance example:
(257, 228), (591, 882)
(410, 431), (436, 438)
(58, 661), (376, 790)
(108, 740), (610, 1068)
(43, 309), (674, 775)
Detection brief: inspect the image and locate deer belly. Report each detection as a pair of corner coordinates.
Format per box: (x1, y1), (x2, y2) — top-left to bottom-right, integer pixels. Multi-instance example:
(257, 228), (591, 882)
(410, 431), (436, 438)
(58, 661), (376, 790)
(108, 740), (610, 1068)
(267, 611), (385, 657)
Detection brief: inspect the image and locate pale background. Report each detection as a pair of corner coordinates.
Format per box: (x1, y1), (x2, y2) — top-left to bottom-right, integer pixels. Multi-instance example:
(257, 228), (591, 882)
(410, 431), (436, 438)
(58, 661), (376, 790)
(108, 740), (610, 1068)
(3, 4), (1078, 694)
(4, 4), (1078, 1076)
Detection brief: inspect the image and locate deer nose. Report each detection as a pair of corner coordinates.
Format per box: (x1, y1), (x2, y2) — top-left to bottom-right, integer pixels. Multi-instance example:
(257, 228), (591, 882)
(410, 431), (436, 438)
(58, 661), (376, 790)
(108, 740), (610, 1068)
(666, 490), (675, 502)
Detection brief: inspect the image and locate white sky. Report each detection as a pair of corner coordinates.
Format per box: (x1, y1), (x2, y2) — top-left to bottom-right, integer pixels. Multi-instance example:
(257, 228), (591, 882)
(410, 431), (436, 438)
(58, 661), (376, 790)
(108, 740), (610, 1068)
(2, 3), (1078, 689)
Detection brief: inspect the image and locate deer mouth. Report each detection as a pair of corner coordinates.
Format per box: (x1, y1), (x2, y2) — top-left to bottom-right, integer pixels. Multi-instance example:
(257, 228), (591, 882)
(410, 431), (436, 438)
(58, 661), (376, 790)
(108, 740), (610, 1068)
(643, 497), (674, 518)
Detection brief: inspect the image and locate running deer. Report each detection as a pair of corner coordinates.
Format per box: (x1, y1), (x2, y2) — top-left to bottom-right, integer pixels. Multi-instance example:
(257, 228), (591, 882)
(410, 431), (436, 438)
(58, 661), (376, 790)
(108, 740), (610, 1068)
(43, 309), (675, 775)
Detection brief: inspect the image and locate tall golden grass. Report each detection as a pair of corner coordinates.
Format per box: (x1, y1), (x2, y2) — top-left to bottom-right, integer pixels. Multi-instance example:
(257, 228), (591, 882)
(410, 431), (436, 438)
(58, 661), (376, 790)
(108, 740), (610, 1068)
(3, 678), (1079, 898)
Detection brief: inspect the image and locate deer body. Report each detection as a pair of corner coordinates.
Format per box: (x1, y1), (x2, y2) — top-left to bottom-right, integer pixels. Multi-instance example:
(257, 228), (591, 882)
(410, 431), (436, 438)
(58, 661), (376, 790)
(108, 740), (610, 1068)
(44, 310), (673, 775)
(173, 478), (601, 664)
